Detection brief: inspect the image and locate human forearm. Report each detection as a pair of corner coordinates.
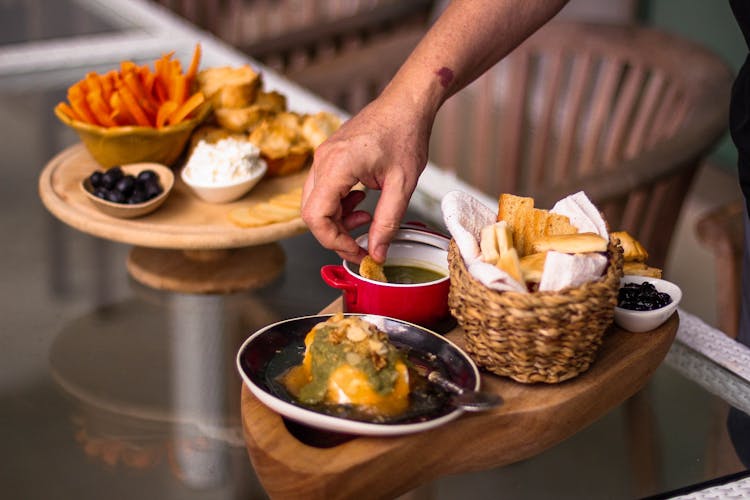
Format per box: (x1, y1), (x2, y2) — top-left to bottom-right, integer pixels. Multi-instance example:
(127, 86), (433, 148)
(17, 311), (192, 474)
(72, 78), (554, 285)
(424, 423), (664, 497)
(381, 0), (569, 121)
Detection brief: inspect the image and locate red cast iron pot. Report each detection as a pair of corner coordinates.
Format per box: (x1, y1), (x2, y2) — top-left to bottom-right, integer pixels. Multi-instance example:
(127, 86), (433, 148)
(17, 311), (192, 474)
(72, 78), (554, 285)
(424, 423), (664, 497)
(321, 225), (450, 327)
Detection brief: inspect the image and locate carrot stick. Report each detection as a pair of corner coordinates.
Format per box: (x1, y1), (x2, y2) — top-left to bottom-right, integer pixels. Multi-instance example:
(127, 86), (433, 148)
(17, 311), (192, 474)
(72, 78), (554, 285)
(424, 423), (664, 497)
(100, 71), (116, 101)
(168, 92), (204, 125)
(85, 72), (103, 96)
(55, 102), (82, 122)
(87, 91), (118, 127)
(139, 66), (156, 96)
(170, 74), (187, 105)
(109, 93), (133, 126)
(67, 82), (86, 101)
(120, 60), (137, 75)
(154, 78), (169, 103)
(69, 93), (98, 125)
(122, 71), (157, 118)
(156, 101), (179, 128)
(185, 43), (201, 82)
(118, 87), (152, 127)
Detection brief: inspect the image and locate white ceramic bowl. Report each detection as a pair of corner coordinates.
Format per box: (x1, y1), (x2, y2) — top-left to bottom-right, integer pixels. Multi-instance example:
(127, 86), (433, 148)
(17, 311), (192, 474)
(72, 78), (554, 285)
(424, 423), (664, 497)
(614, 275), (682, 333)
(180, 160), (267, 204)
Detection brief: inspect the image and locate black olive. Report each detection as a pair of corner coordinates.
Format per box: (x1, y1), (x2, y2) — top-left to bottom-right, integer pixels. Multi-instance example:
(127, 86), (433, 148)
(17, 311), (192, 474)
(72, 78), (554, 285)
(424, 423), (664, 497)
(144, 180), (162, 199)
(129, 191), (147, 204)
(115, 175), (136, 196)
(89, 171), (104, 188)
(102, 167), (123, 189)
(137, 170), (158, 183)
(106, 190), (125, 203)
(618, 282), (672, 311)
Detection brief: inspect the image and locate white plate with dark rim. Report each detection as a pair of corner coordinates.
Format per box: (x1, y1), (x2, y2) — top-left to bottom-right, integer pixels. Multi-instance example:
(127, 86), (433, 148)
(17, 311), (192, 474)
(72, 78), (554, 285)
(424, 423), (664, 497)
(236, 313), (480, 437)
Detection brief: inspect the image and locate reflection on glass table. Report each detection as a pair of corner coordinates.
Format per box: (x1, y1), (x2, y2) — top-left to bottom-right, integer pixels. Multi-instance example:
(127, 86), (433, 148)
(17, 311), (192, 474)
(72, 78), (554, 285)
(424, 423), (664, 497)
(4, 0), (750, 498)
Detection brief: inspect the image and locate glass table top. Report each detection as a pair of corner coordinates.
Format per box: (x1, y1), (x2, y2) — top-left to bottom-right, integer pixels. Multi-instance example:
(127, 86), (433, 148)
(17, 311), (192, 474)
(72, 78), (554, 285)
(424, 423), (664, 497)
(3, 0), (750, 498)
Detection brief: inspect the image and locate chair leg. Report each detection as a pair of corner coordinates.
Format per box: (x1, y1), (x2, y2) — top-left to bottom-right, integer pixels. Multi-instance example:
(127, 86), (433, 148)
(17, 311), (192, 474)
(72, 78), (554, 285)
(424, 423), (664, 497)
(623, 386), (661, 498)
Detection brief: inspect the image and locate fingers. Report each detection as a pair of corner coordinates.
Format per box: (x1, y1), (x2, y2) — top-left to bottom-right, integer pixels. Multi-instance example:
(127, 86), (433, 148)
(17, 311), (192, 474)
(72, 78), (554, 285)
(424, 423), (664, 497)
(302, 170), (370, 262)
(367, 178), (413, 263)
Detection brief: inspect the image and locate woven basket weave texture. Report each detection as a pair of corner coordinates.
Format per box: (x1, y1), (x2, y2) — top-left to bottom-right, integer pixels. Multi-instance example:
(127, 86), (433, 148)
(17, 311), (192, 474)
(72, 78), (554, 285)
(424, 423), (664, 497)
(448, 239), (624, 384)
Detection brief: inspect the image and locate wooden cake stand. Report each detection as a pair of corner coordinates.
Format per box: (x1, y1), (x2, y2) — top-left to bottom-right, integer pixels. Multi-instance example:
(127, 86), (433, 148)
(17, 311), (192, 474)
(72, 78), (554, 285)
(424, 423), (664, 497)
(240, 298), (679, 499)
(39, 144), (309, 294)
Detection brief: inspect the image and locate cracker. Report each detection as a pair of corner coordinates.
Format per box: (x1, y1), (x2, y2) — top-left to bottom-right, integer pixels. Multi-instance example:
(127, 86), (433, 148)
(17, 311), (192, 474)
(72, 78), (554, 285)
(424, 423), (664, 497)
(360, 256), (387, 282)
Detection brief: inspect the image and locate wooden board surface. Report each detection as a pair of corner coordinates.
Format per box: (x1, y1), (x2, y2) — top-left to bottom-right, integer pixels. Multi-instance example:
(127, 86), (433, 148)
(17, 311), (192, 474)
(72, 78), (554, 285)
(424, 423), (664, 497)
(39, 143), (309, 250)
(241, 298), (678, 499)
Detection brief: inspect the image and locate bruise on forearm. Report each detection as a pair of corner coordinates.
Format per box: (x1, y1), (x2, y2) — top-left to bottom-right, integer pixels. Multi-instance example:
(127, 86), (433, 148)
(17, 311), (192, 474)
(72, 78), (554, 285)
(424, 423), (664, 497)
(435, 67), (455, 89)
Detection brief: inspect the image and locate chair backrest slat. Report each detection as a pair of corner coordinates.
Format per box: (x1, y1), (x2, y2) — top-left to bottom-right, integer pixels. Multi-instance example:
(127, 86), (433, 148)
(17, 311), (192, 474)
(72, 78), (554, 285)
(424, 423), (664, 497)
(528, 48), (565, 188)
(498, 50), (530, 194)
(624, 71), (667, 159)
(578, 58), (622, 175)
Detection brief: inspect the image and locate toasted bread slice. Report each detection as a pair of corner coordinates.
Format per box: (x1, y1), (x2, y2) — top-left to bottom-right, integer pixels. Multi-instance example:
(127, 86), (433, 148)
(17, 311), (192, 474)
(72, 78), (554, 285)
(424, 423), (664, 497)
(497, 247), (523, 284)
(519, 251), (547, 283)
(301, 111), (342, 148)
(611, 230), (649, 262)
(248, 118), (313, 176)
(495, 221), (514, 254)
(545, 212), (578, 237)
(254, 90), (287, 112)
(623, 261), (662, 278)
(532, 232), (608, 254)
(197, 65), (261, 109)
(480, 221), (515, 264)
(519, 208), (547, 256)
(214, 106), (269, 132)
(227, 189), (302, 228)
(269, 188), (303, 209)
(480, 224), (500, 264)
(497, 193), (534, 223)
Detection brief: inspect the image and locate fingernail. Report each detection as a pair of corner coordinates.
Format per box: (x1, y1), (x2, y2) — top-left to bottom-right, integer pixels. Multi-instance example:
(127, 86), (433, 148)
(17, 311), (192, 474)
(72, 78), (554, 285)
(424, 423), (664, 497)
(372, 244), (386, 262)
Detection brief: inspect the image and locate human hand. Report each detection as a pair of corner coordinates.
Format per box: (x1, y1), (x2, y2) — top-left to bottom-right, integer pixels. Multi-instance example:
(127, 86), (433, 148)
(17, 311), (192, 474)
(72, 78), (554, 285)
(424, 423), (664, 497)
(301, 95), (431, 264)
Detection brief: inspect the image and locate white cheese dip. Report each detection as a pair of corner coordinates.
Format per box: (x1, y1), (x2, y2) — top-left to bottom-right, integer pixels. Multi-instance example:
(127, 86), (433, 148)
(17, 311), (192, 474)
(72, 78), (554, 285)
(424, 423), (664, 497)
(183, 137), (266, 185)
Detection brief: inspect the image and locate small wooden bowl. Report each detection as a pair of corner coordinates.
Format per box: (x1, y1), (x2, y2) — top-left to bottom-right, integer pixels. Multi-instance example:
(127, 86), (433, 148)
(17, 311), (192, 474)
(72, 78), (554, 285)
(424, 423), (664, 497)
(81, 163), (174, 219)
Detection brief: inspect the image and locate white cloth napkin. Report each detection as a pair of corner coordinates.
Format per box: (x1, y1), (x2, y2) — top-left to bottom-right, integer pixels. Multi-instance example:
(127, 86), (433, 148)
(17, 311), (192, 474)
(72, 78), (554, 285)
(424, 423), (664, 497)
(441, 190), (608, 293)
(551, 190), (609, 239)
(441, 191), (527, 292)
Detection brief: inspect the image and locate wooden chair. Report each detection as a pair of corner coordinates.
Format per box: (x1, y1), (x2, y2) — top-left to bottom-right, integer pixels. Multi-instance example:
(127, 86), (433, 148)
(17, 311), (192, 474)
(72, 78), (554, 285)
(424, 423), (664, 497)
(696, 199), (745, 338)
(429, 21), (733, 271)
(148, 0), (435, 76)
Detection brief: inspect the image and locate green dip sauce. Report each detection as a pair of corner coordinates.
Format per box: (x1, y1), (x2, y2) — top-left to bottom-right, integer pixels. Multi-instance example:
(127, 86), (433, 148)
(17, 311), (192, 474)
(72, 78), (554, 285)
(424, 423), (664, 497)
(299, 325), (402, 404)
(383, 265), (444, 284)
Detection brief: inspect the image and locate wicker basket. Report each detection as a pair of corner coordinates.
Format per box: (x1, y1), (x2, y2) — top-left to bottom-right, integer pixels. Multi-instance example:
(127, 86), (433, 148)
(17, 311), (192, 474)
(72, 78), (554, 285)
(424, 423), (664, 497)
(448, 239), (624, 384)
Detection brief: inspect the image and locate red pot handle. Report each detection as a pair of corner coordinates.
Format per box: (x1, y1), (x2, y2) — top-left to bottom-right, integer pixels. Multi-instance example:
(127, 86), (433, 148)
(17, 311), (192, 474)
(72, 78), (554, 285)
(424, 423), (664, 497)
(320, 265), (358, 304)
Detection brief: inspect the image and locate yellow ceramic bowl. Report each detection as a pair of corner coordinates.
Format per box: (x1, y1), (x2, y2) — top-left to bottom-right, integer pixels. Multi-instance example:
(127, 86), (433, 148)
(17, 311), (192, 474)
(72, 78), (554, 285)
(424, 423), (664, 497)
(55, 103), (211, 168)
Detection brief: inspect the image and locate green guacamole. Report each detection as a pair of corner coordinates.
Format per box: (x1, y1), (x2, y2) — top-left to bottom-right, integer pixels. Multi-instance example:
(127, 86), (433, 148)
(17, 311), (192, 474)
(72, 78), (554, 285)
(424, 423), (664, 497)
(298, 325), (403, 404)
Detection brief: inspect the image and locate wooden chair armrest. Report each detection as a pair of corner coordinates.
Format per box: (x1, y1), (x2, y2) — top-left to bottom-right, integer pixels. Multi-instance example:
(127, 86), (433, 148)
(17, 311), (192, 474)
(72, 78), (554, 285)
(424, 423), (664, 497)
(695, 199), (745, 337)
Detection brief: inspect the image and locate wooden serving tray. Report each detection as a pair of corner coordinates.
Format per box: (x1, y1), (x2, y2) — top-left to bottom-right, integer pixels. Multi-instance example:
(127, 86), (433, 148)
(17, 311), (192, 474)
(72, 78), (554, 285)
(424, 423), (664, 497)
(241, 299), (678, 499)
(39, 144), (310, 293)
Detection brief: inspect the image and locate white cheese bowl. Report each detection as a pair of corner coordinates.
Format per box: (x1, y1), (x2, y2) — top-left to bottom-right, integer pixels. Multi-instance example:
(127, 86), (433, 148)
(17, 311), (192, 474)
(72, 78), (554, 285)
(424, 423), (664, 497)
(180, 138), (268, 203)
(181, 161), (267, 203)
